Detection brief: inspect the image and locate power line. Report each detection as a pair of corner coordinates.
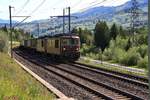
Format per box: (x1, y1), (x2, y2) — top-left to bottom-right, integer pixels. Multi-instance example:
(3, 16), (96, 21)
(72, 0), (108, 13)
(29, 0), (46, 15)
(14, 0), (30, 15)
(13, 0), (46, 27)
(82, 0), (107, 11)
(90, 0), (102, 5)
(71, 0), (82, 9)
(13, 16), (30, 27)
(71, 0), (102, 9)
(49, 0), (65, 10)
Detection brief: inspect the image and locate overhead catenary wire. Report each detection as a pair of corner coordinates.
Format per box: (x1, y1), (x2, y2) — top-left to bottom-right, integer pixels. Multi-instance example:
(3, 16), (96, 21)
(13, 0), (108, 28)
(13, 16), (30, 27)
(81, 0), (107, 12)
(72, 0), (100, 9)
(29, 0), (46, 15)
(72, 0), (108, 13)
(71, 0), (82, 9)
(71, 0), (112, 29)
(13, 0), (46, 27)
(90, 0), (102, 5)
(14, 0), (30, 15)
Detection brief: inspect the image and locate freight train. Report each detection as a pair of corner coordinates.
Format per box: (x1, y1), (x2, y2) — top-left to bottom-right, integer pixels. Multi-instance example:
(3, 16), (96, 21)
(20, 34), (80, 60)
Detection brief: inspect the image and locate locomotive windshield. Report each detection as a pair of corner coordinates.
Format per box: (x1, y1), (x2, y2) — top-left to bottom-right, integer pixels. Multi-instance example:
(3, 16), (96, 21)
(62, 38), (79, 46)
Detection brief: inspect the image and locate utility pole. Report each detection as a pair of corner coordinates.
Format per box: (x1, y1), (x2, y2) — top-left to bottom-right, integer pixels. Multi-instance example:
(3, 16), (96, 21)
(9, 5), (30, 58)
(50, 7), (77, 35)
(68, 7), (71, 34)
(148, 0), (150, 98)
(9, 5), (14, 58)
(63, 9), (65, 34)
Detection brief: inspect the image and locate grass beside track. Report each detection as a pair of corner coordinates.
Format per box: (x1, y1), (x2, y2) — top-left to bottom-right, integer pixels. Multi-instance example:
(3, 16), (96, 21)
(78, 58), (147, 77)
(0, 52), (55, 100)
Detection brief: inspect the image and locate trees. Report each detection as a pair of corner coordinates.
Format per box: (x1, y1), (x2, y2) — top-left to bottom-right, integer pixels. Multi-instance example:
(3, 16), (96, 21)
(119, 26), (126, 38)
(1, 24), (8, 32)
(0, 30), (9, 52)
(94, 21), (110, 52)
(71, 27), (78, 34)
(83, 28), (93, 45)
(110, 23), (119, 40)
(71, 27), (93, 45)
(78, 27), (85, 44)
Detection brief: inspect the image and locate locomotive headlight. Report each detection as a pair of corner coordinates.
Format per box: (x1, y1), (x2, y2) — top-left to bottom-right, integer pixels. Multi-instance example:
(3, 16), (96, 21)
(63, 47), (66, 51)
(76, 48), (79, 51)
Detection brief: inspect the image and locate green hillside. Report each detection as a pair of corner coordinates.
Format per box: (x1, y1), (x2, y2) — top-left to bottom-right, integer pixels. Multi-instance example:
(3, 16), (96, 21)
(0, 29), (55, 99)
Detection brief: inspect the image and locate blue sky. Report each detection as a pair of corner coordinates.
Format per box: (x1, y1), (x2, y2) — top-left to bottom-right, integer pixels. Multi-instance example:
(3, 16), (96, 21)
(0, 0), (130, 21)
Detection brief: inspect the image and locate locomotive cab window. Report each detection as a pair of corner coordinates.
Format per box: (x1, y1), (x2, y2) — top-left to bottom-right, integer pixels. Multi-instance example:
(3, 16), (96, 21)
(55, 40), (59, 48)
(70, 38), (79, 45)
(62, 38), (79, 46)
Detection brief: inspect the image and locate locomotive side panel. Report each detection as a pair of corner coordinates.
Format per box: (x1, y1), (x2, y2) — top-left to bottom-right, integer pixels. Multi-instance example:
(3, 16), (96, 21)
(27, 40), (32, 48)
(24, 40), (28, 47)
(20, 35), (80, 60)
(36, 39), (45, 52)
(31, 39), (37, 49)
(46, 37), (61, 55)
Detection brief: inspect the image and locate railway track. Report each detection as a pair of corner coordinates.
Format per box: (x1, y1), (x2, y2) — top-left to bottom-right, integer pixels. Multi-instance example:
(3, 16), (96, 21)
(67, 62), (148, 88)
(13, 48), (148, 100)
(14, 51), (101, 100)
(73, 62), (148, 83)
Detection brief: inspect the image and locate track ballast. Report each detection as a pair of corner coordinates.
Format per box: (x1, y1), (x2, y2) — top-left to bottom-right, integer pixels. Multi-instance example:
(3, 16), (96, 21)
(13, 48), (148, 100)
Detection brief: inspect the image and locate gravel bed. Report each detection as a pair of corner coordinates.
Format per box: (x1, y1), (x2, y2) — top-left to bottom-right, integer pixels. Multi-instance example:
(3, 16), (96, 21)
(14, 48), (148, 100)
(23, 51), (148, 100)
(15, 51), (128, 100)
(14, 51), (102, 100)
(15, 50), (131, 99)
(57, 63), (148, 100)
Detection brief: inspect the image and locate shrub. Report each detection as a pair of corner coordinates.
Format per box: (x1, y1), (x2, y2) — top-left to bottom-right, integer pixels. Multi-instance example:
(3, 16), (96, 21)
(113, 48), (126, 63)
(138, 56), (148, 69)
(80, 44), (96, 56)
(137, 45), (148, 58)
(136, 34), (148, 45)
(115, 36), (128, 49)
(103, 48), (113, 60)
(86, 52), (99, 60)
(80, 44), (89, 55)
(103, 44), (127, 63)
(120, 48), (141, 66)
(0, 31), (9, 53)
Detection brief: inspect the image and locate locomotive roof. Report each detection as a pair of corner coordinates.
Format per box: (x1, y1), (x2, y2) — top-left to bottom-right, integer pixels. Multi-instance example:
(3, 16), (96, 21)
(23, 33), (79, 41)
(38, 33), (79, 39)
